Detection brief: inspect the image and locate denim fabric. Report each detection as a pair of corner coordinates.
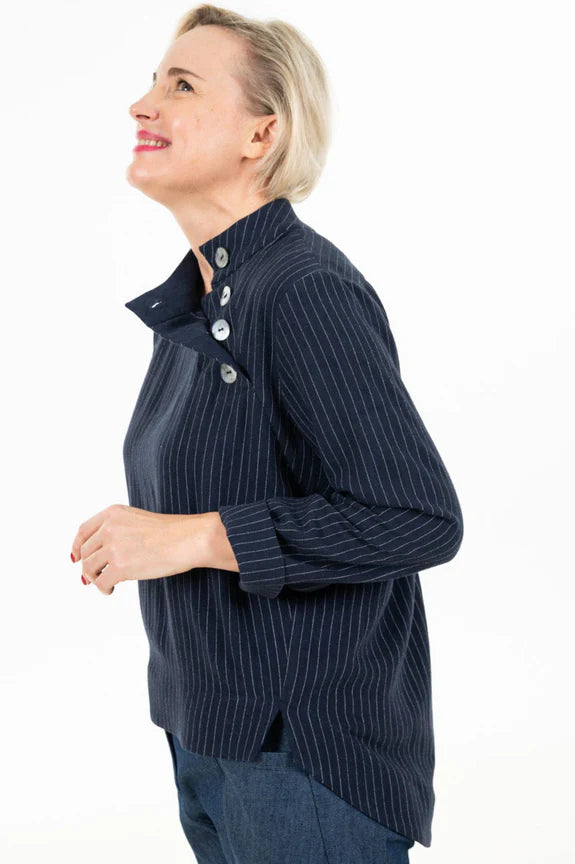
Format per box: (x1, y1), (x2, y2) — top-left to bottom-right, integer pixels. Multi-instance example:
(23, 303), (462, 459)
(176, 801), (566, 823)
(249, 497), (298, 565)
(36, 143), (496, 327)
(164, 713), (415, 864)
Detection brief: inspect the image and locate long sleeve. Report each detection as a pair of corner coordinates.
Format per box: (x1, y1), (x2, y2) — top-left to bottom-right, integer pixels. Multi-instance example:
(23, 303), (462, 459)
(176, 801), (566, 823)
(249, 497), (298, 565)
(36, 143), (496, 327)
(217, 270), (464, 598)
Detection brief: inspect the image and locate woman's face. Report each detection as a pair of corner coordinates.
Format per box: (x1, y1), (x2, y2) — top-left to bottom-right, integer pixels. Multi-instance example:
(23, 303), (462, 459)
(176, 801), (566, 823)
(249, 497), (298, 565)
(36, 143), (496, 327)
(127, 25), (260, 206)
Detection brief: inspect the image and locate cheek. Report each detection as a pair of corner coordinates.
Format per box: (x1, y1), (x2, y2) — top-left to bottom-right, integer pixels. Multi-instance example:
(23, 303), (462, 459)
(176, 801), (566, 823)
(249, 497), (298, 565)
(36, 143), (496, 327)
(179, 115), (221, 149)
(170, 115), (202, 141)
(211, 112), (245, 153)
(169, 118), (200, 161)
(173, 113), (242, 163)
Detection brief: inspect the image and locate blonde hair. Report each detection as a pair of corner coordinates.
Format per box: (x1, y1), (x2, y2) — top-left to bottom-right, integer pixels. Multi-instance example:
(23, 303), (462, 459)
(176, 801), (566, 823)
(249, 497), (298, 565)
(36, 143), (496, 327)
(171, 4), (332, 203)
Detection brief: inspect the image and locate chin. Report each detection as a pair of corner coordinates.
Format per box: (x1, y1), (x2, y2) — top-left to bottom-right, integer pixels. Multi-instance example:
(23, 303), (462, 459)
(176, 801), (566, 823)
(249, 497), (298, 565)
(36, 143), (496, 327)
(126, 164), (157, 190)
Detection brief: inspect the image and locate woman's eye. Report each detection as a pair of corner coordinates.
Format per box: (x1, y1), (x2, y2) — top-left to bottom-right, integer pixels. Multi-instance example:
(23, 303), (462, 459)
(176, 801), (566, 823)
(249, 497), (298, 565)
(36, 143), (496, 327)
(147, 78), (194, 93)
(176, 78), (194, 92)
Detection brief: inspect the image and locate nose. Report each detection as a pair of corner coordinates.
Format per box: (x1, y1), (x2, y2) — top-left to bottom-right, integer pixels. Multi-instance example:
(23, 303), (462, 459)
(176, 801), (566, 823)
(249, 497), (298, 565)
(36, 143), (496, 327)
(129, 99), (158, 123)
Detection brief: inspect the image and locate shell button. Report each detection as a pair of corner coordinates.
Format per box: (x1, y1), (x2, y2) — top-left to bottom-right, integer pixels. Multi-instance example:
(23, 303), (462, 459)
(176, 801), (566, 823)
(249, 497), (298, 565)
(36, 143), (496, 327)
(220, 363), (237, 383)
(214, 246), (229, 268)
(211, 318), (230, 341)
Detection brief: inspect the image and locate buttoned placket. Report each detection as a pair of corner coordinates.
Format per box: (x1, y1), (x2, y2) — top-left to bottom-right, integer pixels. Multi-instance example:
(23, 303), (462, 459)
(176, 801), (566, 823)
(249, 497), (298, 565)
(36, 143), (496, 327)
(126, 198), (301, 386)
(203, 245), (238, 385)
(126, 245), (248, 383)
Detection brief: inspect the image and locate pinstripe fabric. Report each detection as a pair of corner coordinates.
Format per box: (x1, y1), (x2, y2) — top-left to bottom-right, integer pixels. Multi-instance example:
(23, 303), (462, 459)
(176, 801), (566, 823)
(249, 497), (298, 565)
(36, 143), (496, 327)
(123, 196), (464, 848)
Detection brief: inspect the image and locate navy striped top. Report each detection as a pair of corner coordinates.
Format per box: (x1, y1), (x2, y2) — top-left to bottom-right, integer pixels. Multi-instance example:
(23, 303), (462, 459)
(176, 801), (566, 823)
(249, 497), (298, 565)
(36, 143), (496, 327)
(122, 196), (464, 848)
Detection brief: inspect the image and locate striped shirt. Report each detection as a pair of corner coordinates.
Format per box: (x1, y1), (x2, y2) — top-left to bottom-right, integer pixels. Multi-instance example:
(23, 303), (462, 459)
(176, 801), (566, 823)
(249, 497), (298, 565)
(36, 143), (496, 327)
(122, 196), (464, 848)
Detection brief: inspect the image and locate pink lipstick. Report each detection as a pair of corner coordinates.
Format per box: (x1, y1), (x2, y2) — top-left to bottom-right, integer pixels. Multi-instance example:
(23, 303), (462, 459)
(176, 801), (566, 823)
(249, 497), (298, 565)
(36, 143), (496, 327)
(134, 130), (172, 152)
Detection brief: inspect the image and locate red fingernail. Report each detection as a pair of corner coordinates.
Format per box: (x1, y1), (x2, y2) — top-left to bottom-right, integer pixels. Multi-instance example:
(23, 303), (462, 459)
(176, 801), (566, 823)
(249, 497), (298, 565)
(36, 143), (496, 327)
(70, 552), (76, 563)
(81, 575), (87, 585)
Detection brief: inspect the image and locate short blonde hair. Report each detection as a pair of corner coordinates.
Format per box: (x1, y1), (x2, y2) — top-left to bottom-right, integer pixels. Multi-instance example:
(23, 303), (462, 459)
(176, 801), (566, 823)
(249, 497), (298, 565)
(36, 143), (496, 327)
(172, 4), (332, 203)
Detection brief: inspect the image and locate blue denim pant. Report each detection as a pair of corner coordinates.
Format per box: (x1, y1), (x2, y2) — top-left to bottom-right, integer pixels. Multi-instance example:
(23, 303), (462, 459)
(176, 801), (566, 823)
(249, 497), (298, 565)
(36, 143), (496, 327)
(165, 712), (414, 863)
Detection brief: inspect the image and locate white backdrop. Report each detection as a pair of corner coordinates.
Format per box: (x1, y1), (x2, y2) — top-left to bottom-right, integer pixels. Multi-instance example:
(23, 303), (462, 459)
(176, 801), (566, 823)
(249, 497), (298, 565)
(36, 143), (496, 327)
(1, 1), (573, 862)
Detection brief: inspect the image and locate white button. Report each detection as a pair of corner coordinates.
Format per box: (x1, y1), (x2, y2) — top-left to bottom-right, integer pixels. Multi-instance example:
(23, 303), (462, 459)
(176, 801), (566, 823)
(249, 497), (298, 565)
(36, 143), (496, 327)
(220, 363), (237, 383)
(215, 246), (229, 268)
(211, 318), (230, 341)
(220, 285), (232, 306)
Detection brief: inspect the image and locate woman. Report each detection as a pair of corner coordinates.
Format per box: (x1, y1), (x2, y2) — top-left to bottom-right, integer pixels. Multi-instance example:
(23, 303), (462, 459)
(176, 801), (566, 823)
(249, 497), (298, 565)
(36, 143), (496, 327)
(70, 5), (464, 862)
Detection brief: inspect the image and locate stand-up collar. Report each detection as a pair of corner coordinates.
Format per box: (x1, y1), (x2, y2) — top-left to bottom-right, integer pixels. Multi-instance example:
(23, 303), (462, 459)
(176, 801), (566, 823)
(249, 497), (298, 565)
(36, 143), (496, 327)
(198, 195), (299, 281)
(124, 197), (300, 371)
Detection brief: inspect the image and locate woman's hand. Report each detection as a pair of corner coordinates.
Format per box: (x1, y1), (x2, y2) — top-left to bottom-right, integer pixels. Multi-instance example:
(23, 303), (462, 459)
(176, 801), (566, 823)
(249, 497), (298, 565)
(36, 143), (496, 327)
(70, 504), (213, 596)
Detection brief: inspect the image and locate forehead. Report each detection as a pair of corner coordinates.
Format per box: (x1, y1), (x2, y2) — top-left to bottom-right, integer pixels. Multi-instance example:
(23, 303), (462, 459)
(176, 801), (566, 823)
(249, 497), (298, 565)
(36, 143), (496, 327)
(157, 25), (246, 80)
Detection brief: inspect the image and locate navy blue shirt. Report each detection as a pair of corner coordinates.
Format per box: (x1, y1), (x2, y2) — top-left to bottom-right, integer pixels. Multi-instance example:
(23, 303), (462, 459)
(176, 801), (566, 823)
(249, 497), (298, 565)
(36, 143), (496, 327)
(122, 196), (464, 847)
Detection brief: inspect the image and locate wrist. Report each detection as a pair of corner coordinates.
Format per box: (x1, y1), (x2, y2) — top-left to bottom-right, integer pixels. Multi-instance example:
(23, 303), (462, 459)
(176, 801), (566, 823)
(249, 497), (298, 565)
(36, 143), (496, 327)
(198, 511), (239, 572)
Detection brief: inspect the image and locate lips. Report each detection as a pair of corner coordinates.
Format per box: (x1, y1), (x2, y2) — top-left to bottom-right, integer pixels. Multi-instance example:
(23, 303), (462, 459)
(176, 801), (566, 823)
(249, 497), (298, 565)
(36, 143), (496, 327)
(134, 144), (170, 153)
(137, 129), (171, 144)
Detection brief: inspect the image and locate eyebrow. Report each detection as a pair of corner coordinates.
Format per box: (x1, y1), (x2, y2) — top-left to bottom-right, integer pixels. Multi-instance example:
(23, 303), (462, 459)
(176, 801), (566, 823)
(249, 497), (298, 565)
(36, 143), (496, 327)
(152, 66), (206, 83)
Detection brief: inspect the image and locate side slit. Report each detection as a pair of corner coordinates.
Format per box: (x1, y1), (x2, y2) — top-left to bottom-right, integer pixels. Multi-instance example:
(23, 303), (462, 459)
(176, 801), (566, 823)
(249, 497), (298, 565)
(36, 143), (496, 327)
(261, 710), (285, 751)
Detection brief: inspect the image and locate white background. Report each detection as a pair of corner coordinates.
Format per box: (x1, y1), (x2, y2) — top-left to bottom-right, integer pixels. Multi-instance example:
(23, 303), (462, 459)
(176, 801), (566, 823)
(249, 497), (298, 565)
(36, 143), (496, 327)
(1, 1), (573, 861)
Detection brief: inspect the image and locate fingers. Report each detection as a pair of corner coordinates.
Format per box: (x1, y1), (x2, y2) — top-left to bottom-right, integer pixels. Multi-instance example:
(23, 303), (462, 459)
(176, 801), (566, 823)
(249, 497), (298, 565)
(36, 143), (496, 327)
(71, 504), (120, 563)
(82, 546), (109, 582)
(93, 564), (115, 596)
(83, 550), (115, 596)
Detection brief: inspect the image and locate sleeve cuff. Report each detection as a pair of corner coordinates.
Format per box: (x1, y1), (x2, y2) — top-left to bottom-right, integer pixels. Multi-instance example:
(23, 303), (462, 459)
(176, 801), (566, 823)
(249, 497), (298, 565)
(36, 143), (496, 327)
(217, 500), (286, 598)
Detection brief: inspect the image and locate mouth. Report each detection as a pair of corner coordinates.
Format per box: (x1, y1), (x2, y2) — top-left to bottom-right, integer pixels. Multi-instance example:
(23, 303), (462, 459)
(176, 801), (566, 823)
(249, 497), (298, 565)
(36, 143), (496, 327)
(134, 139), (171, 152)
